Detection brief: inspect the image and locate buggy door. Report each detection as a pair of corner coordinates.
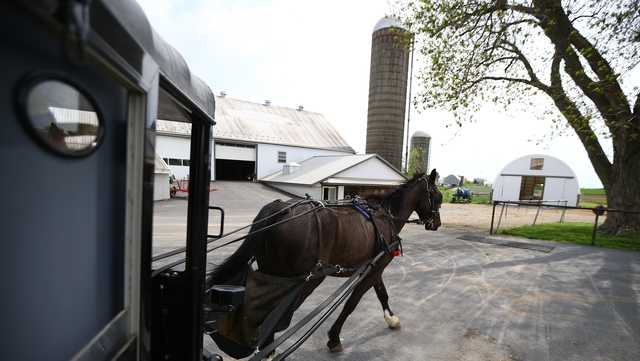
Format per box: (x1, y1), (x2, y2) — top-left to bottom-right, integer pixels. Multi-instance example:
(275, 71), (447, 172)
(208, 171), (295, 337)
(0, 6), (135, 361)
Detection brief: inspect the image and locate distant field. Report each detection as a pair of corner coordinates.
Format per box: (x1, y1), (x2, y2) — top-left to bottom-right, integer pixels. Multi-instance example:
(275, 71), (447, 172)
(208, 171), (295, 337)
(581, 188), (606, 196)
(579, 188), (607, 207)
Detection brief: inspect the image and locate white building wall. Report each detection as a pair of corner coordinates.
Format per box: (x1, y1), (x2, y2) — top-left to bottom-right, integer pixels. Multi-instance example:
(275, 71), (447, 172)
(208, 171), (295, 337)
(492, 175), (522, 202)
(269, 183), (321, 199)
(543, 178), (579, 206)
(256, 143), (351, 179)
(153, 173), (170, 200)
(156, 135), (191, 179)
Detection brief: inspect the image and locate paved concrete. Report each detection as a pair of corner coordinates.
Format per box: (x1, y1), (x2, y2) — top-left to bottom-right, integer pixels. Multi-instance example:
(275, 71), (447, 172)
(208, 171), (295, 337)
(153, 182), (640, 360)
(153, 181), (289, 256)
(276, 226), (640, 361)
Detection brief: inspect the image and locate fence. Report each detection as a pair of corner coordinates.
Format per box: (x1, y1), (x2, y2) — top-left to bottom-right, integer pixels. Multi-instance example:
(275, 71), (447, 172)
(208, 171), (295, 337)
(489, 200), (640, 245)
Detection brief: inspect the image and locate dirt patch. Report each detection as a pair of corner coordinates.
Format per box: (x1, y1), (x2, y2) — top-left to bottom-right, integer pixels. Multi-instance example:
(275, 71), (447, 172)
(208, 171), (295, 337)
(441, 203), (603, 231)
(456, 328), (520, 361)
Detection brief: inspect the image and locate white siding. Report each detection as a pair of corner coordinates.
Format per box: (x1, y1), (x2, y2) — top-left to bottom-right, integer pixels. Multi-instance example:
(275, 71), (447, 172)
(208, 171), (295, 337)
(156, 135), (191, 179)
(256, 143), (351, 179)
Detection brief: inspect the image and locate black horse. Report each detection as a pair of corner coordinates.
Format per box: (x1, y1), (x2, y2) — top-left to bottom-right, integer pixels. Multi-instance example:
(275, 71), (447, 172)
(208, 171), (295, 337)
(210, 169), (442, 354)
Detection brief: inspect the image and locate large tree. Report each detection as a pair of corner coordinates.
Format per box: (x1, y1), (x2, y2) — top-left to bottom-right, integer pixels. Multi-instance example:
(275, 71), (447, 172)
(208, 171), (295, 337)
(399, 0), (640, 233)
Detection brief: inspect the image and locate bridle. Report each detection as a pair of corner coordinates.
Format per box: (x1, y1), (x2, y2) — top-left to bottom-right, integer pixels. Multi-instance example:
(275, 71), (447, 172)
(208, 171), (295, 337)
(418, 175), (440, 226)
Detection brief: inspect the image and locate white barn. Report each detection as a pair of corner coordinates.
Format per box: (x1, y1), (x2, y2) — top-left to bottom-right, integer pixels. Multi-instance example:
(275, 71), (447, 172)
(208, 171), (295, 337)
(156, 95), (355, 180)
(261, 154), (407, 200)
(492, 154), (580, 206)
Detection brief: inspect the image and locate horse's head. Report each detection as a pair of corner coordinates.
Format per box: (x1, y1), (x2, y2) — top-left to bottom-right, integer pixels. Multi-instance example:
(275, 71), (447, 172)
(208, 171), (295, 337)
(415, 169), (442, 231)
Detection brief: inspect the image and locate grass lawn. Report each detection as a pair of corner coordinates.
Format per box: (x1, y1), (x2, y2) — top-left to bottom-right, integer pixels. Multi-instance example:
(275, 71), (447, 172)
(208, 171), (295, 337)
(580, 188), (606, 196)
(500, 222), (640, 251)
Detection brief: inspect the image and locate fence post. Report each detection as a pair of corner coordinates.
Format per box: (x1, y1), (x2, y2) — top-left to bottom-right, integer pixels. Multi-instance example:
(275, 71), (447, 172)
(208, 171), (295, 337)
(533, 200), (542, 226)
(591, 213), (599, 246)
(490, 201), (497, 235)
(496, 203), (506, 234)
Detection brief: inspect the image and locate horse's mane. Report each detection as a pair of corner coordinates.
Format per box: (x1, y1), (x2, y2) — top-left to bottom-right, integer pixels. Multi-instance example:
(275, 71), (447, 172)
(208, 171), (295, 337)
(364, 172), (425, 210)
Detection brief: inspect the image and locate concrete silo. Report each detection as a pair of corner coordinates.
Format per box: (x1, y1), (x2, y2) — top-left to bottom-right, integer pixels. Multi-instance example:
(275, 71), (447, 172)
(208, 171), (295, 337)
(365, 17), (412, 170)
(410, 130), (431, 174)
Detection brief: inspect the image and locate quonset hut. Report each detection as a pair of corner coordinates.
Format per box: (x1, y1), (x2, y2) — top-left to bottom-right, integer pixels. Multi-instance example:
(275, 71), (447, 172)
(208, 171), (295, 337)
(365, 17), (412, 170)
(492, 154), (580, 206)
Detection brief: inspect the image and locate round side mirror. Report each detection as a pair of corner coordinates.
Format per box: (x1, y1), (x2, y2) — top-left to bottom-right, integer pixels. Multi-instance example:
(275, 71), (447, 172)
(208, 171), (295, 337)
(18, 77), (103, 157)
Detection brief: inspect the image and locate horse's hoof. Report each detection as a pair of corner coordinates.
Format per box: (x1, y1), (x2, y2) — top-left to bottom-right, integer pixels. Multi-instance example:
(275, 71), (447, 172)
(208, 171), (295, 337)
(261, 350), (278, 361)
(327, 340), (343, 353)
(384, 312), (401, 329)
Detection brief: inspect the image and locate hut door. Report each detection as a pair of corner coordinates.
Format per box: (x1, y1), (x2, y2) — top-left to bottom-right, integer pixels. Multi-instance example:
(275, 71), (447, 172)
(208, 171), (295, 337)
(519, 176), (546, 201)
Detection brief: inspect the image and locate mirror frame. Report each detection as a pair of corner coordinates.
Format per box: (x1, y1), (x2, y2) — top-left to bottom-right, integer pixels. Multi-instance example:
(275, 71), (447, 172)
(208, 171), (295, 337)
(15, 73), (105, 158)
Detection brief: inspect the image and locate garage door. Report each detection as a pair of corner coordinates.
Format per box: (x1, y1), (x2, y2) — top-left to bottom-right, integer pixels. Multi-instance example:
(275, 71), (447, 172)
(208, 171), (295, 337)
(215, 142), (255, 161)
(215, 142), (256, 180)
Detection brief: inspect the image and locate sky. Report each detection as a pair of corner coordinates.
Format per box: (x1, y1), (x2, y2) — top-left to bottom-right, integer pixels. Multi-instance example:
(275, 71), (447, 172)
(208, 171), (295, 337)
(137, 0), (616, 188)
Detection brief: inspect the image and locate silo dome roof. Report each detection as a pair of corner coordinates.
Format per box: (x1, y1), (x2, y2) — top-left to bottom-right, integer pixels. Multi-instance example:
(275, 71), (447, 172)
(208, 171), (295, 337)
(412, 130), (431, 138)
(373, 16), (406, 32)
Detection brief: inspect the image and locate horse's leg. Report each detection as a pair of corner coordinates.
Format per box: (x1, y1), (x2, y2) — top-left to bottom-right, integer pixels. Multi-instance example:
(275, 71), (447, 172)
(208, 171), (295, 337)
(326, 272), (379, 352)
(374, 277), (400, 329)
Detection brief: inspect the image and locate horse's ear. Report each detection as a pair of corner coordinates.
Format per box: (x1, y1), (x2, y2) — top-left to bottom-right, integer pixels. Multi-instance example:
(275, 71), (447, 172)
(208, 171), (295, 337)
(428, 169), (437, 185)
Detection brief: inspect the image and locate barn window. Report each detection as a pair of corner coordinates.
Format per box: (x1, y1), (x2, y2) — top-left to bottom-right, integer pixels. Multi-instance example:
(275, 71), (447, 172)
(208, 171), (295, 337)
(163, 158), (169, 164)
(182, 159), (190, 166)
(168, 158), (182, 166)
(530, 158), (544, 170)
(323, 186), (338, 201)
(277, 151), (287, 163)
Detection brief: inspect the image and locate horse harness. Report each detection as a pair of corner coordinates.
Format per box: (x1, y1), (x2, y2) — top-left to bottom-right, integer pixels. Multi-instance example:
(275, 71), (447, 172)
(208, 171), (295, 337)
(305, 196), (402, 282)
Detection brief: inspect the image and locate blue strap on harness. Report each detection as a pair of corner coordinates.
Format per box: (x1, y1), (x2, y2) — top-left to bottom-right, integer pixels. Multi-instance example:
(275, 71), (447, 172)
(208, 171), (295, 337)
(352, 203), (371, 220)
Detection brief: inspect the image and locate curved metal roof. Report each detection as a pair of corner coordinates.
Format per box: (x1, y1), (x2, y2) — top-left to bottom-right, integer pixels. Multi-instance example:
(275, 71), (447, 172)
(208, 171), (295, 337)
(102, 0), (215, 121)
(412, 130), (431, 138)
(373, 16), (407, 32)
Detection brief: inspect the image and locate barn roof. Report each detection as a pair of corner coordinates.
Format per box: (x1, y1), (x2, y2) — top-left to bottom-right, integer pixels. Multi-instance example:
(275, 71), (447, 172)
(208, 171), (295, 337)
(214, 97), (354, 152)
(261, 154), (406, 185)
(156, 97), (355, 152)
(497, 154), (578, 179)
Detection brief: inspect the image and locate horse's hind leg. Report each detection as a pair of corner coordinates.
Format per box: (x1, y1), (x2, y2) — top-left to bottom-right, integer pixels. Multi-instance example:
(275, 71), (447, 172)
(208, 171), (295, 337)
(374, 277), (400, 329)
(326, 273), (378, 352)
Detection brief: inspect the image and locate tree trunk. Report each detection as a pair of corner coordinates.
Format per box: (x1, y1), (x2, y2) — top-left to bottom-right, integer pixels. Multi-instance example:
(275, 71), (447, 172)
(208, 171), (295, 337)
(600, 148), (640, 234)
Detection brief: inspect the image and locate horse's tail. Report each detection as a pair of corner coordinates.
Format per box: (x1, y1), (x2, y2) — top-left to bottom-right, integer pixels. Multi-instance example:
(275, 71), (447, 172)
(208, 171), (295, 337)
(208, 200), (290, 284)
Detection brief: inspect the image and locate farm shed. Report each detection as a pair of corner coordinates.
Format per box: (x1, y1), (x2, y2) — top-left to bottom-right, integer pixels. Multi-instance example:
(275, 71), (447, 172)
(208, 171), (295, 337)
(261, 154), (406, 201)
(492, 154), (580, 206)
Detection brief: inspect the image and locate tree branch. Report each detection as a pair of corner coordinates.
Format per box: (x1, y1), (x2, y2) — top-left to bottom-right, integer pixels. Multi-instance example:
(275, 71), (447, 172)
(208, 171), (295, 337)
(545, 49), (613, 185)
(461, 75), (538, 93)
(498, 40), (549, 91)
